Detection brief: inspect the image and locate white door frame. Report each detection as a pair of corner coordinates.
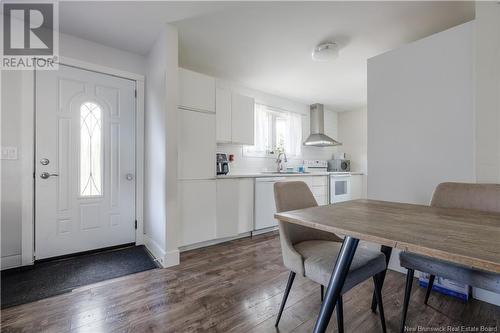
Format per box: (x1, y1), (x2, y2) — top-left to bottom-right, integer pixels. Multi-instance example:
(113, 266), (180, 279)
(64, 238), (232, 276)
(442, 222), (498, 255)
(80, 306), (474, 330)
(21, 56), (145, 265)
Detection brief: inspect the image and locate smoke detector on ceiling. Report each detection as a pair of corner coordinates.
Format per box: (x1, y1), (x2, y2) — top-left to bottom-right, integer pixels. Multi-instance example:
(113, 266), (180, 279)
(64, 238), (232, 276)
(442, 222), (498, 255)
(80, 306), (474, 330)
(311, 42), (339, 61)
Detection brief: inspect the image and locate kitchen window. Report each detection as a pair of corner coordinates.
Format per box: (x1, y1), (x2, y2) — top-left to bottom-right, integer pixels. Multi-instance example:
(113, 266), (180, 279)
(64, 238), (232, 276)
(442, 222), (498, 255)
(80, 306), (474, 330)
(245, 103), (302, 157)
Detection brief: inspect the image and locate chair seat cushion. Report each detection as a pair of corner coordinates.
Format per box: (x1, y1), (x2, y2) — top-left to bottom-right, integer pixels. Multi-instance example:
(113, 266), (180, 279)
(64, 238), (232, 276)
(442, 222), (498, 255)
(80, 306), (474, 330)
(400, 252), (500, 293)
(294, 240), (386, 293)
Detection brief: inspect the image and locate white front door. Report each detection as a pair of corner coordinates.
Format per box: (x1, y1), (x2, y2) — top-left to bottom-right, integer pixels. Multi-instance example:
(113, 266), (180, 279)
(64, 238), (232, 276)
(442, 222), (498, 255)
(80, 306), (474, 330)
(35, 64), (136, 259)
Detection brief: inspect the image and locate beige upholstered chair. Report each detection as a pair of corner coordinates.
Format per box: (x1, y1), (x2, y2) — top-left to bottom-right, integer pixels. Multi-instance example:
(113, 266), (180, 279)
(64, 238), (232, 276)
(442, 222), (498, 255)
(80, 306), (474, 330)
(399, 182), (500, 333)
(274, 181), (388, 332)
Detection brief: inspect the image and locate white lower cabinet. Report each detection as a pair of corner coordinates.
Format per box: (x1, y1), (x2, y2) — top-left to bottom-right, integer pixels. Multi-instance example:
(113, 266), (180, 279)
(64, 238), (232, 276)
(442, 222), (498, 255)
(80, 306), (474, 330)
(216, 178), (254, 238)
(237, 179), (254, 233)
(216, 179), (239, 238)
(179, 180), (217, 246)
(310, 176), (329, 205)
(284, 176), (329, 205)
(350, 175), (364, 200)
(179, 175), (356, 248)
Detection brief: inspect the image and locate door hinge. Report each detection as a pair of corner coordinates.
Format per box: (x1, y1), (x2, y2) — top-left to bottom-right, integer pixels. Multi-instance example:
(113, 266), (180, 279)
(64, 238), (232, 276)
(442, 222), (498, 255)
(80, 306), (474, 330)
(134, 89), (137, 98)
(135, 220), (137, 229)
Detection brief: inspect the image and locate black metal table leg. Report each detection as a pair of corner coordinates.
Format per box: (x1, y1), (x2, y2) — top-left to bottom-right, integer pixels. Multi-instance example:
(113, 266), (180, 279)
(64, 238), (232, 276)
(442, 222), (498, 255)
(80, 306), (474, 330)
(312, 236), (359, 333)
(371, 245), (393, 312)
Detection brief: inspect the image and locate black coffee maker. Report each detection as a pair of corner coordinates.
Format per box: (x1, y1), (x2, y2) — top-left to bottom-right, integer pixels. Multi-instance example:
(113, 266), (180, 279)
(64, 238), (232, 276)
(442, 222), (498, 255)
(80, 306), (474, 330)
(216, 153), (230, 175)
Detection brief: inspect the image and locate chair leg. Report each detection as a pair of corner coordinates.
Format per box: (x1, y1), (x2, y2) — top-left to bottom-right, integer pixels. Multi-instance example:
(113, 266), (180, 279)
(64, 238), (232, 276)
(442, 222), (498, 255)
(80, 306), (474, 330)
(321, 285), (324, 302)
(373, 275), (387, 333)
(424, 274), (435, 305)
(275, 271), (296, 327)
(400, 269), (414, 333)
(336, 295), (344, 333)
(371, 245), (393, 312)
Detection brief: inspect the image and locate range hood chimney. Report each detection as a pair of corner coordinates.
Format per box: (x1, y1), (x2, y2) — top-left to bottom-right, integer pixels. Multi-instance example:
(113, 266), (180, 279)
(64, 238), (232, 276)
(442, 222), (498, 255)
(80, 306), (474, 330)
(303, 103), (342, 147)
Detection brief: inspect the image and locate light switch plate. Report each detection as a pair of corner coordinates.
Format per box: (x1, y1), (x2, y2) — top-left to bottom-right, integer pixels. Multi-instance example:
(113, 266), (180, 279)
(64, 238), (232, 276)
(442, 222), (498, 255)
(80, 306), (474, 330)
(1, 146), (18, 160)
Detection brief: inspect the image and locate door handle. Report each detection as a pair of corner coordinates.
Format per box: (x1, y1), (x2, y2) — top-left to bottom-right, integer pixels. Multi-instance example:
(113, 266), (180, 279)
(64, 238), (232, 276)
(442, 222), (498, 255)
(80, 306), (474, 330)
(40, 172), (59, 179)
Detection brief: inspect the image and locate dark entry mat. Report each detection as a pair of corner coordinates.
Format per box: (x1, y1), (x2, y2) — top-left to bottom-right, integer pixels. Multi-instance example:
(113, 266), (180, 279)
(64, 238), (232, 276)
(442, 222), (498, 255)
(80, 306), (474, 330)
(1, 245), (158, 309)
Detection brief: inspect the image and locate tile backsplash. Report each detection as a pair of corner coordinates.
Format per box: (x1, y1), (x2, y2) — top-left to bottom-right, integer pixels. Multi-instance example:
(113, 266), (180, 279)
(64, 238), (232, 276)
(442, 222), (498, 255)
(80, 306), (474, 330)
(217, 143), (337, 174)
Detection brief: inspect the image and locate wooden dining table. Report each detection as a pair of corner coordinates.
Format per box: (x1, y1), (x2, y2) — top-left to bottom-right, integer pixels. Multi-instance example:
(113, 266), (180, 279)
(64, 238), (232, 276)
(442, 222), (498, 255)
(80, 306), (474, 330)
(274, 199), (500, 333)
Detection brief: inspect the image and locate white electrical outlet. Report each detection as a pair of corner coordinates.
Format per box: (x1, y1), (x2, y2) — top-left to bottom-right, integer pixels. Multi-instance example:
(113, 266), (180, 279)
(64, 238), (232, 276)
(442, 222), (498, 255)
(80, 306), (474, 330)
(1, 146), (18, 160)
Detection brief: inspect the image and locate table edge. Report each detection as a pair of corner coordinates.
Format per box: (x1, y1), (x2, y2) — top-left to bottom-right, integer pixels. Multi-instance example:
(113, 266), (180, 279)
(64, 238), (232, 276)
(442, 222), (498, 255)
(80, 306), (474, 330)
(275, 212), (500, 274)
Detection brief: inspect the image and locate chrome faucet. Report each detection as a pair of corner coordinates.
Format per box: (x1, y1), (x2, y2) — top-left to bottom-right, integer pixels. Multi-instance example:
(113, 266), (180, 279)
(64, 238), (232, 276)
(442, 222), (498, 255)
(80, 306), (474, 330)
(276, 152), (288, 172)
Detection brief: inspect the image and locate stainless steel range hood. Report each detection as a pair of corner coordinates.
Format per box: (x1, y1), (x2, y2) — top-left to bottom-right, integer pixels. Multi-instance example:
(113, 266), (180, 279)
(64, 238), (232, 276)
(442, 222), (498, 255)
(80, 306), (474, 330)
(303, 103), (342, 147)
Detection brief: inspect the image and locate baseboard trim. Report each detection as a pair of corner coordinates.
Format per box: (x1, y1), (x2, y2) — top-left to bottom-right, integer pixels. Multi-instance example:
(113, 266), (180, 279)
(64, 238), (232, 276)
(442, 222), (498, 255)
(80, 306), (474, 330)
(179, 232), (252, 252)
(251, 227), (278, 236)
(164, 249), (180, 267)
(144, 235), (179, 268)
(473, 287), (500, 306)
(1, 255), (22, 270)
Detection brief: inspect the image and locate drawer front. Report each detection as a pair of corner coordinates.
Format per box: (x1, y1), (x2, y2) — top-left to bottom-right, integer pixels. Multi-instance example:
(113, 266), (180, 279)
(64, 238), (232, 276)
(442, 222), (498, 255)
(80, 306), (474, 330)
(311, 186), (328, 197)
(314, 195), (328, 206)
(289, 177), (313, 187)
(311, 176), (328, 186)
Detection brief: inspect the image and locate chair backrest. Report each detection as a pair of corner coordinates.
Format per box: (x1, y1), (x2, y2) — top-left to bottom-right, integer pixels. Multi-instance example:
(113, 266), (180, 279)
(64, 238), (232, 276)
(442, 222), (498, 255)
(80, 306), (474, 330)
(274, 181), (317, 213)
(274, 181), (341, 245)
(431, 182), (500, 213)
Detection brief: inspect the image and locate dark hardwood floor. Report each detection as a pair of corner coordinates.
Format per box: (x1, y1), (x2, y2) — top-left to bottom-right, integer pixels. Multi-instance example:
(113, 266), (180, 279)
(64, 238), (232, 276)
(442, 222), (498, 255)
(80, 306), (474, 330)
(1, 232), (499, 332)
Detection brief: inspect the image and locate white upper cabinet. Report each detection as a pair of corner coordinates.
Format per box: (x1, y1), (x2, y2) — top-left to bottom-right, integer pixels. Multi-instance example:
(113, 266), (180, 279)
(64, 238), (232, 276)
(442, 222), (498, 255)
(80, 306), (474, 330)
(178, 108), (216, 180)
(216, 87), (255, 145)
(216, 87), (232, 143)
(179, 68), (215, 112)
(230, 93), (255, 145)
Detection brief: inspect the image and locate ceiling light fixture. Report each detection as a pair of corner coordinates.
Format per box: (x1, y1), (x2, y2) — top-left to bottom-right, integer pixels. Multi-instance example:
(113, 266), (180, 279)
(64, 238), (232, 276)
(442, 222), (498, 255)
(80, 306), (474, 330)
(311, 42), (339, 61)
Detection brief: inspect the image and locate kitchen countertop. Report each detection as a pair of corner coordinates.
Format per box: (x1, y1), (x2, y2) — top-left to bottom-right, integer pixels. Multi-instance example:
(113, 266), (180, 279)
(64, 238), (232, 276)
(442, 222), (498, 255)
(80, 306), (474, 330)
(216, 172), (364, 179)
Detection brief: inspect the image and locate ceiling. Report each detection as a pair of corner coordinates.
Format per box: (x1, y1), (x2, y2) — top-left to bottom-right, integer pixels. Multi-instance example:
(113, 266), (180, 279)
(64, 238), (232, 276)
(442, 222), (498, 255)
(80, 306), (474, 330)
(59, 2), (474, 111)
(59, 2), (237, 54)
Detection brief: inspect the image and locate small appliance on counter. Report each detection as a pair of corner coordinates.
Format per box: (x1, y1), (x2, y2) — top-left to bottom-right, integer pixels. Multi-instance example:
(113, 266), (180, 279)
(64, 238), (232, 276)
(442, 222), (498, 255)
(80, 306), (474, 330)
(216, 153), (230, 175)
(303, 160), (328, 173)
(328, 159), (350, 172)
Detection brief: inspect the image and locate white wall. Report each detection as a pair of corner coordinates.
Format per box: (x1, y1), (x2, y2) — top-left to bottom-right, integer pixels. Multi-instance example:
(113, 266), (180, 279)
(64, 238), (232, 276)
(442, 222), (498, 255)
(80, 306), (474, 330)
(215, 78), (340, 173)
(338, 107), (367, 196)
(1, 33), (147, 269)
(1, 71), (24, 268)
(475, 2), (500, 184)
(368, 19), (500, 305)
(367, 22), (475, 205)
(144, 24), (179, 267)
(60, 33), (146, 75)
(367, 21), (475, 275)
(338, 108), (367, 174)
(472, 1), (500, 306)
